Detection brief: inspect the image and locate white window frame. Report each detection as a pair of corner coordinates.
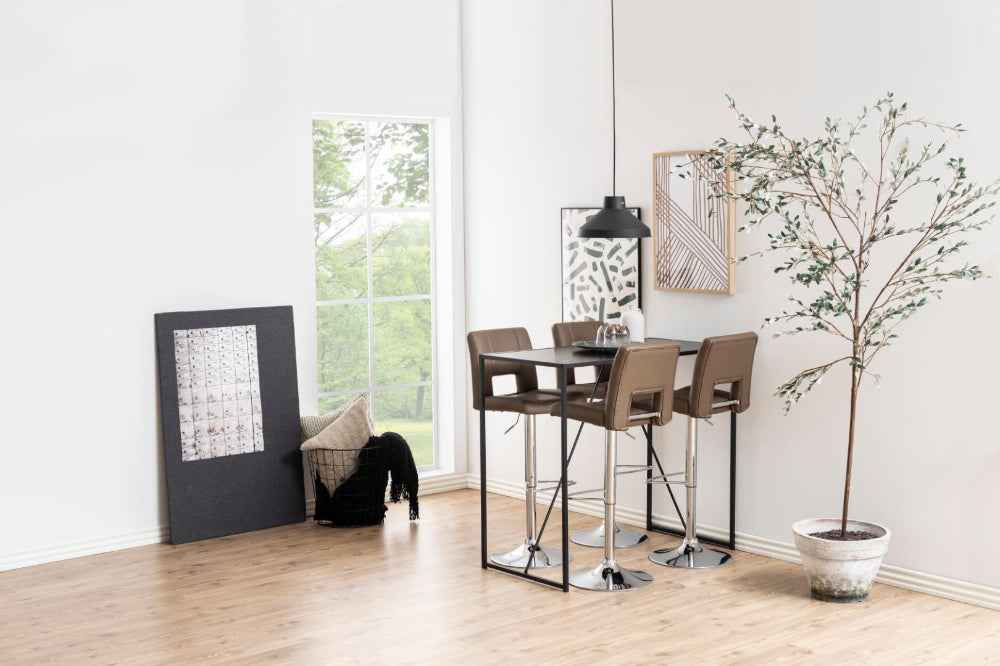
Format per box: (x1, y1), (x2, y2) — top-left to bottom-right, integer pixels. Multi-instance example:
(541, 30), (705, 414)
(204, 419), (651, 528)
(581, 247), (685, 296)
(313, 114), (439, 471)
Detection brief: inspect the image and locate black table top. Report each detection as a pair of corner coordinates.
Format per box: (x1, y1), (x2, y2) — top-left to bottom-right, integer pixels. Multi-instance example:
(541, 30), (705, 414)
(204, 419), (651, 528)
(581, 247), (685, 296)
(479, 337), (701, 368)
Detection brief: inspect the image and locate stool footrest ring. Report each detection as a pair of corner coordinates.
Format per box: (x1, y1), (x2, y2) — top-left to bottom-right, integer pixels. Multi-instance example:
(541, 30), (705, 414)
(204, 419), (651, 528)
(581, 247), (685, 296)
(536, 479), (576, 494)
(615, 464), (652, 476)
(566, 487), (606, 501)
(646, 471), (685, 485)
(646, 471), (684, 481)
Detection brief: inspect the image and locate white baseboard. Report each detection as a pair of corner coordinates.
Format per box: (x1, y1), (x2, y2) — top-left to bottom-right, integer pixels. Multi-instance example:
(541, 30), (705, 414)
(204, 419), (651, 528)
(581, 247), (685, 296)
(0, 525), (169, 573)
(467, 474), (1000, 612)
(466, 473), (730, 541)
(420, 472), (473, 495)
(1, 473), (471, 572)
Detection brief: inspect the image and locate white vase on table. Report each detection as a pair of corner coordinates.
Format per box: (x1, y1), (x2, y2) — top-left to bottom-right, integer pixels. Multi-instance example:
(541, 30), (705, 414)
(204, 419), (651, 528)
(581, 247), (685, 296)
(621, 307), (645, 342)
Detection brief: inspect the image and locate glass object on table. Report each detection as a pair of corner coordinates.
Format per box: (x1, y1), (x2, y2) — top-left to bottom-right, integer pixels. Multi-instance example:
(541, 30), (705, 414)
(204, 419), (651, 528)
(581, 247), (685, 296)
(603, 324), (631, 347)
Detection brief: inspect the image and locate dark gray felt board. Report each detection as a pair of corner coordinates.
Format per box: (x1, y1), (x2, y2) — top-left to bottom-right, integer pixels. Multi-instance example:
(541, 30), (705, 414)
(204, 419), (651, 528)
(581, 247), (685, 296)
(155, 306), (305, 544)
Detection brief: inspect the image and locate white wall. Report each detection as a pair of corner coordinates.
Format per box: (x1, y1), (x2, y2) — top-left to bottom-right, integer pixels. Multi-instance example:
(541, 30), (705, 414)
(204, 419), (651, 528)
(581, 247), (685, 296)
(0, 0), (464, 566)
(462, 0), (1000, 588)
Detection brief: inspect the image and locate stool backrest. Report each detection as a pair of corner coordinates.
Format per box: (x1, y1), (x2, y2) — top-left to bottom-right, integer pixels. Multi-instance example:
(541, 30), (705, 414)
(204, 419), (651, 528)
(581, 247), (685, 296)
(690, 332), (758, 418)
(604, 340), (681, 430)
(552, 320), (602, 387)
(467, 328), (540, 410)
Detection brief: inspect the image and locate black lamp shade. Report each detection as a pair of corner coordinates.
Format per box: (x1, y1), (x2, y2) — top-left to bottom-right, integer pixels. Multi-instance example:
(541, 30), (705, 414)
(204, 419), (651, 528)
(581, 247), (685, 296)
(578, 196), (651, 238)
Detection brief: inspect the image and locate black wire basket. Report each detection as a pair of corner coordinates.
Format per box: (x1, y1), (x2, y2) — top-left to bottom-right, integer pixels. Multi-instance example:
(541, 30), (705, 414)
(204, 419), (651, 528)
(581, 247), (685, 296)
(307, 446), (388, 527)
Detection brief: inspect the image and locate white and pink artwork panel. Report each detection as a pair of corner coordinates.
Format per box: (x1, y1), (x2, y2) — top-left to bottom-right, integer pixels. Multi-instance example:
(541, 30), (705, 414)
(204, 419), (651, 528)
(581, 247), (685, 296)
(174, 325), (265, 461)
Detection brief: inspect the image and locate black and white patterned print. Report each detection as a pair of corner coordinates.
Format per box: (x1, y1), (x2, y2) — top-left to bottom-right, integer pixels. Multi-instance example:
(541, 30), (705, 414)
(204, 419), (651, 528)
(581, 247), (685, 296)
(561, 208), (640, 322)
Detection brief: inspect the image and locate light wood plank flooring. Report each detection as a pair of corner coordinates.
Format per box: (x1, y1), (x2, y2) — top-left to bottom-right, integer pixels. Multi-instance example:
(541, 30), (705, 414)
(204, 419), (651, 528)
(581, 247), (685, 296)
(1, 490), (998, 664)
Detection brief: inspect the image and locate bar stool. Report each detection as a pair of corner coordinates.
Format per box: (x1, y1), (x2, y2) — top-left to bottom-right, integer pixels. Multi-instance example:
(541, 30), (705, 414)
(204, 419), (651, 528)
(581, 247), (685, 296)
(551, 340), (681, 591)
(551, 321), (608, 399)
(553, 320), (647, 550)
(468, 327), (585, 569)
(649, 332), (757, 569)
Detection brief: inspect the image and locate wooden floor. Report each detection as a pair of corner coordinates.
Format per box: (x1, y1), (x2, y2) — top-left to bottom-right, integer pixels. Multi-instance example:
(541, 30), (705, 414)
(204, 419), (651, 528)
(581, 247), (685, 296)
(2, 490), (998, 665)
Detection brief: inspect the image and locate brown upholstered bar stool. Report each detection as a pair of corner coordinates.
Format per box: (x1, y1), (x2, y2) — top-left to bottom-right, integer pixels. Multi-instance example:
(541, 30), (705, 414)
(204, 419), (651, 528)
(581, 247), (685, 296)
(552, 320), (647, 550)
(468, 327), (585, 569)
(552, 321), (608, 399)
(552, 340), (681, 591)
(649, 332), (758, 569)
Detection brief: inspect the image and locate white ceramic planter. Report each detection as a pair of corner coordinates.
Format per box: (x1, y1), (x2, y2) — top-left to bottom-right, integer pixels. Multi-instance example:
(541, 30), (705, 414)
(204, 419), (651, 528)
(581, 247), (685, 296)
(792, 518), (891, 603)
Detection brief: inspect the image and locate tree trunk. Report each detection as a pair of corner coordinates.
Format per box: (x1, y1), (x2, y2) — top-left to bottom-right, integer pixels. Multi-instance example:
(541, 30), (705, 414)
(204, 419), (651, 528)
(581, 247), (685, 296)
(841, 363), (860, 536)
(415, 369), (428, 419)
(415, 386), (425, 420)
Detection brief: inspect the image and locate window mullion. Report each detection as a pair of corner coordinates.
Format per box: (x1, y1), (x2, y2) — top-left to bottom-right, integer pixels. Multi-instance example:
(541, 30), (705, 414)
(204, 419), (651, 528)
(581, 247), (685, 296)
(318, 380), (432, 399)
(364, 122), (376, 423)
(427, 119), (438, 471)
(315, 206), (431, 215)
(317, 294), (430, 307)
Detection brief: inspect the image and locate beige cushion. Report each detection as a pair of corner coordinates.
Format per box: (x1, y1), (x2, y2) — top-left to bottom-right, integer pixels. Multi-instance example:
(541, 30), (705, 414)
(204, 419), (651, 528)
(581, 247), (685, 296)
(300, 396), (374, 491)
(301, 399), (354, 442)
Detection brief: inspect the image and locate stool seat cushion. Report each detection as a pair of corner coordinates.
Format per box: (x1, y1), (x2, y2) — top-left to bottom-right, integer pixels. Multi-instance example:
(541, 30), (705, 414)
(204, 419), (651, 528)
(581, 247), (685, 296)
(485, 388), (586, 414)
(673, 387), (734, 416)
(550, 400), (605, 426)
(550, 397), (662, 428)
(566, 382), (608, 400)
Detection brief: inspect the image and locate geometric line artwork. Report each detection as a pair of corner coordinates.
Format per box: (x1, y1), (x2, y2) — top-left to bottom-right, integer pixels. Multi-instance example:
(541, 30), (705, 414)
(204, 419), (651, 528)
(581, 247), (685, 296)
(174, 325), (264, 461)
(653, 151), (736, 294)
(561, 207), (641, 323)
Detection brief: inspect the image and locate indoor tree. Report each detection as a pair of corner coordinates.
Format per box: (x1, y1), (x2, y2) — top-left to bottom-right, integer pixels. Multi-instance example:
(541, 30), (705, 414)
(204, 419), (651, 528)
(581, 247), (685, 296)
(704, 94), (998, 537)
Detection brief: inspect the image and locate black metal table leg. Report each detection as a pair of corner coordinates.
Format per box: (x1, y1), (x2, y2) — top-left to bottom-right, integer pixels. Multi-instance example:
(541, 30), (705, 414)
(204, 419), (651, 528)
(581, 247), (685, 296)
(479, 355), (487, 569)
(729, 411), (736, 550)
(481, 354), (571, 592)
(645, 424), (653, 531)
(560, 366), (569, 592)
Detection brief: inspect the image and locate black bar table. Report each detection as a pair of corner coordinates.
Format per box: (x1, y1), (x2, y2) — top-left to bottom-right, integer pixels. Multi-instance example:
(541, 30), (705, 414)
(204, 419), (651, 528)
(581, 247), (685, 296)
(478, 337), (738, 592)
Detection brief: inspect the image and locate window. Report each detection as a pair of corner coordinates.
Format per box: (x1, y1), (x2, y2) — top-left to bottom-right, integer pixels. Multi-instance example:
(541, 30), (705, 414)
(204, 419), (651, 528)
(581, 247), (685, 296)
(312, 117), (435, 468)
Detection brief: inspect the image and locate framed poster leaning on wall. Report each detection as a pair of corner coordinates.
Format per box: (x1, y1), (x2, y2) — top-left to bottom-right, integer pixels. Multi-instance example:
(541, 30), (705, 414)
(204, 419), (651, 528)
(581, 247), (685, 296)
(154, 305), (304, 544)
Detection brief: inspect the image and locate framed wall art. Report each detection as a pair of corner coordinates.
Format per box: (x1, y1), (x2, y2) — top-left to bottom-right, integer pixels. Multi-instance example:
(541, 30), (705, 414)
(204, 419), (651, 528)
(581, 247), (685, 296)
(155, 305), (304, 544)
(653, 151), (736, 294)
(560, 207), (641, 323)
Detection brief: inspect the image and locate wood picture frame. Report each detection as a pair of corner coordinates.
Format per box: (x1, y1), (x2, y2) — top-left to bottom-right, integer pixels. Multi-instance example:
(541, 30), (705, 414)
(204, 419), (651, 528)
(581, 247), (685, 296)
(653, 150), (736, 294)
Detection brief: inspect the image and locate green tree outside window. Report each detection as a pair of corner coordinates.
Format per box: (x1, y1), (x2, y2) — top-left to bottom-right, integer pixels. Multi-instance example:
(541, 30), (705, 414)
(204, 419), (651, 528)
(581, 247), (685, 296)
(313, 119), (434, 467)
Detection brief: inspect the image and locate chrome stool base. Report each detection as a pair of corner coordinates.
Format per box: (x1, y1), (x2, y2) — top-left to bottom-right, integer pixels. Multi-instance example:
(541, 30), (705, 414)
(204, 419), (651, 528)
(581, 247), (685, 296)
(649, 540), (731, 569)
(571, 522), (648, 549)
(569, 561), (653, 591)
(490, 541), (568, 569)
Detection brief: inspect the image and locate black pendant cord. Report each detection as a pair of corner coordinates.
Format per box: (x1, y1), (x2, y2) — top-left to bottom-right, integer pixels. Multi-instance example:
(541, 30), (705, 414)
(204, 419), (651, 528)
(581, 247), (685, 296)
(577, 0), (650, 238)
(611, 0), (616, 197)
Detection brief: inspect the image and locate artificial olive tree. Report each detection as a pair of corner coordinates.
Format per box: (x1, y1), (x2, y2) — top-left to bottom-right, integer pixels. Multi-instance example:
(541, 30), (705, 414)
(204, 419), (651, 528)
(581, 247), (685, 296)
(704, 94), (997, 536)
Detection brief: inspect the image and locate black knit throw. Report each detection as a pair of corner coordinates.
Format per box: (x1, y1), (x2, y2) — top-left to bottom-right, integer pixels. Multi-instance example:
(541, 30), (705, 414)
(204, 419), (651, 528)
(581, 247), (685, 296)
(313, 432), (420, 526)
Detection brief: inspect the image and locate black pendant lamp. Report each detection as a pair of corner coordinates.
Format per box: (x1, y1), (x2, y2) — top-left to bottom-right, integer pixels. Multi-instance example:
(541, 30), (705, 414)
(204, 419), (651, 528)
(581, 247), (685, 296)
(578, 0), (651, 239)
